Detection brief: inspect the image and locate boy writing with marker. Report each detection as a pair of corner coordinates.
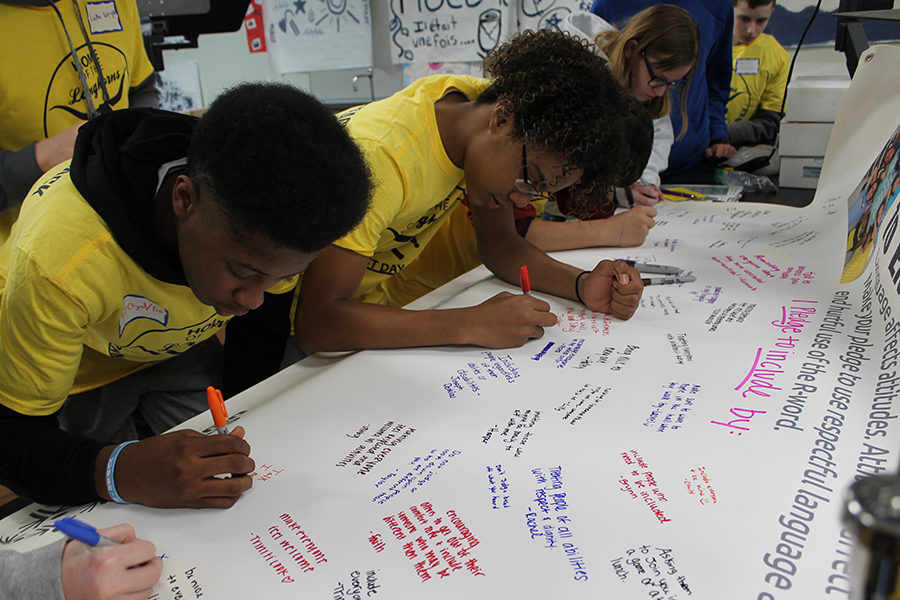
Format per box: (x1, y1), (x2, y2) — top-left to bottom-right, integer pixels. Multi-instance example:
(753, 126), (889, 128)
(0, 83), (372, 508)
(291, 31), (648, 354)
(726, 0), (789, 149)
(224, 31), (652, 395)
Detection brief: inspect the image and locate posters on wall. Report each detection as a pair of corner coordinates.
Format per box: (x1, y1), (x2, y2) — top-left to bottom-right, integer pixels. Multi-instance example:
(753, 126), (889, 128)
(389, 0), (592, 65)
(260, 1), (898, 74)
(157, 61), (204, 112)
(263, 0), (373, 73)
(387, 0), (515, 64)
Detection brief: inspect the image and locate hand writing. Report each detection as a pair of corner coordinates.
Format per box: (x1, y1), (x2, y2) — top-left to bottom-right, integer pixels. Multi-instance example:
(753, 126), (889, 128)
(106, 426), (254, 509)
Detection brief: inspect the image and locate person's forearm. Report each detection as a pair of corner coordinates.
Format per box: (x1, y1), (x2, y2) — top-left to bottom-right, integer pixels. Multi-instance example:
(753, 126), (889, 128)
(128, 73), (161, 109)
(525, 219), (621, 252)
(0, 145), (42, 213)
(478, 233), (581, 302)
(295, 299), (481, 352)
(0, 541), (67, 600)
(728, 110), (781, 147)
(474, 206), (582, 302)
(0, 404), (106, 504)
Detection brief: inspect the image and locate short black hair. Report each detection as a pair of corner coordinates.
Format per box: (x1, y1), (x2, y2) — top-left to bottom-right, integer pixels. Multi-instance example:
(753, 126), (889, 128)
(734, 0), (776, 7)
(189, 82), (371, 253)
(478, 29), (653, 214)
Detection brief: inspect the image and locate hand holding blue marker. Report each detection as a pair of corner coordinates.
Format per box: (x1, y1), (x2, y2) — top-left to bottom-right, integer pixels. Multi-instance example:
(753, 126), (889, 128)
(54, 516), (119, 547)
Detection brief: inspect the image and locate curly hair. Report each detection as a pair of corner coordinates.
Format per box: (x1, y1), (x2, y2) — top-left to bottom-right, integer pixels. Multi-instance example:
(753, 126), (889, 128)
(478, 29), (652, 215)
(188, 82), (371, 253)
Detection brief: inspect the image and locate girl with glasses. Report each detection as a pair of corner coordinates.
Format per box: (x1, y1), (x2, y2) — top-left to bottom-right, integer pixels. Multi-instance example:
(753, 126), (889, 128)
(592, 0), (736, 182)
(566, 5), (700, 205)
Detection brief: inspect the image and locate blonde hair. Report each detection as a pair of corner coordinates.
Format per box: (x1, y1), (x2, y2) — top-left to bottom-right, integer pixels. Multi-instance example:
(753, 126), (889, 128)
(595, 5), (699, 139)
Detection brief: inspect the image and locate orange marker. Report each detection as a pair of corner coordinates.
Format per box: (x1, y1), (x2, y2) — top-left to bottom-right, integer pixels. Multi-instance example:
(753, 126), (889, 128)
(206, 386), (229, 434)
(520, 264), (531, 295)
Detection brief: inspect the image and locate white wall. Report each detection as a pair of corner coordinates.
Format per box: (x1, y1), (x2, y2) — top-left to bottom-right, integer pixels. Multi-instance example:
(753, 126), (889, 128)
(159, 1), (403, 108)
(159, 3), (898, 107)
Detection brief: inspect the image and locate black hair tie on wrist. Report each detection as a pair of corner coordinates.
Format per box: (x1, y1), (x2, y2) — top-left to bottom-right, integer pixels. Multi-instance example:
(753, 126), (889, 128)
(575, 271), (590, 305)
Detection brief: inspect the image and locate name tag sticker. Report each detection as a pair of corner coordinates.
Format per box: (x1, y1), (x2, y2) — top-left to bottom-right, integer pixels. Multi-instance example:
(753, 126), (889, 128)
(735, 58), (760, 75)
(85, 1), (123, 34)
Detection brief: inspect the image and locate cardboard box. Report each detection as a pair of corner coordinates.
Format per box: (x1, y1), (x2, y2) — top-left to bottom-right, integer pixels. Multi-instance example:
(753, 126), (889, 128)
(783, 76), (850, 123)
(779, 121), (834, 158)
(779, 156), (824, 189)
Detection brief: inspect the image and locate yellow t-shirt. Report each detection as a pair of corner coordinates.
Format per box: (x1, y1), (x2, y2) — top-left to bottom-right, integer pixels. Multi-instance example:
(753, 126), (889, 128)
(0, 0), (155, 241)
(726, 33), (789, 123)
(306, 74), (490, 306)
(376, 201), (482, 307)
(0, 162), (294, 416)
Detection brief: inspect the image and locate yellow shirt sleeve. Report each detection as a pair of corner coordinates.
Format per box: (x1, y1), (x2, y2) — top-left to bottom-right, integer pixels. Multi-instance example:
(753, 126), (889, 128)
(333, 142), (406, 258)
(0, 248), (88, 415)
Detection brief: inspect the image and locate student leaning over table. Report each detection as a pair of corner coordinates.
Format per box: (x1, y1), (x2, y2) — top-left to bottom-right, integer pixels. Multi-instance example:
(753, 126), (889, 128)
(290, 30), (649, 354)
(592, 0), (736, 182)
(371, 97), (654, 310)
(0, 82), (372, 508)
(361, 12), (700, 310)
(560, 6), (700, 206)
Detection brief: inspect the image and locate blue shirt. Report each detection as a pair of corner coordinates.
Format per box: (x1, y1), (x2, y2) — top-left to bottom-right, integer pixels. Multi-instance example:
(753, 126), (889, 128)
(590, 0), (733, 175)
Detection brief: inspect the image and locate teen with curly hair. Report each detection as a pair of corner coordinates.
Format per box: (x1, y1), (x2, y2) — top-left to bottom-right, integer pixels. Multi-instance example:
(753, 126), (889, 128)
(0, 82), (372, 508)
(290, 29), (651, 354)
(497, 5), (701, 257)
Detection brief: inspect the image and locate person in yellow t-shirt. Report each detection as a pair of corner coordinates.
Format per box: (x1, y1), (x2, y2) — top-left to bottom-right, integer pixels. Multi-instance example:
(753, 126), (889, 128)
(291, 30), (650, 355)
(0, 0), (159, 245)
(726, 0), (790, 149)
(0, 83), (371, 509)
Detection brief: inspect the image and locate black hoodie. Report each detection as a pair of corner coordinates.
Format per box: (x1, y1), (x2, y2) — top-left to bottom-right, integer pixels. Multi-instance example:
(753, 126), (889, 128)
(71, 107), (198, 285)
(0, 108), (198, 505)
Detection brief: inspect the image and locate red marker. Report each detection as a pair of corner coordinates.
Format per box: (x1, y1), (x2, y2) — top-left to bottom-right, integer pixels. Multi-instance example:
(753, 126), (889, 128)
(520, 265), (531, 295)
(206, 386), (229, 434)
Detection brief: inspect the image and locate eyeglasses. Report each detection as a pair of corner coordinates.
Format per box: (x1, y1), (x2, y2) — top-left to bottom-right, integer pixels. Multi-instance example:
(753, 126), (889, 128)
(641, 50), (685, 89)
(514, 137), (554, 201)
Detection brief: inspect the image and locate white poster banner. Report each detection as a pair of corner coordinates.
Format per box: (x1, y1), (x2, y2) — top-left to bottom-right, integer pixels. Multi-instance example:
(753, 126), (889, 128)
(265, 0), (373, 73)
(387, 0), (515, 64)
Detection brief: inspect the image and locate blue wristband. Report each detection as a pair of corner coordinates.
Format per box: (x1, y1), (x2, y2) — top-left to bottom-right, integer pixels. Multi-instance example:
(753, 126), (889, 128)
(105, 440), (137, 504)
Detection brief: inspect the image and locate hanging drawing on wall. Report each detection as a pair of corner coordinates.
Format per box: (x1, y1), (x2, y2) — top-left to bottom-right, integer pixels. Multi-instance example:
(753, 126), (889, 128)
(387, 0), (515, 64)
(516, 0), (592, 32)
(157, 61), (204, 112)
(264, 0), (373, 73)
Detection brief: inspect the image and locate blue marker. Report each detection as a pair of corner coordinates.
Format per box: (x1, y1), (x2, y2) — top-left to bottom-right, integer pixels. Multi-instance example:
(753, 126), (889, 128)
(54, 517), (119, 547)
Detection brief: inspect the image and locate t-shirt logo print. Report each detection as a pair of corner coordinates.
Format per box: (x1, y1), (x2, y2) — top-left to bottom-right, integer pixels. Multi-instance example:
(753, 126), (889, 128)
(118, 294), (169, 337)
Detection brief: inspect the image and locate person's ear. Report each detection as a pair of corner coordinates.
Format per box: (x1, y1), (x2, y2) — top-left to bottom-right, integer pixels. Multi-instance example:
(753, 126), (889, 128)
(624, 38), (639, 61)
(489, 100), (515, 135)
(171, 175), (197, 219)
